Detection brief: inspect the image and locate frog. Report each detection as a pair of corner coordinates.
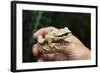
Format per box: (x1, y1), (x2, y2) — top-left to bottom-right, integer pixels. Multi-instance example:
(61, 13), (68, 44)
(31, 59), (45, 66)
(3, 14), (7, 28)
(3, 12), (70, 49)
(38, 27), (72, 53)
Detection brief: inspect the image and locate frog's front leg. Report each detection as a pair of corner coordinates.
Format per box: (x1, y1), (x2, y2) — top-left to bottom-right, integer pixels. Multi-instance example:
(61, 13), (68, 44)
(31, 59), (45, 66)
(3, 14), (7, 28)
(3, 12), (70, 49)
(47, 38), (53, 47)
(47, 39), (56, 49)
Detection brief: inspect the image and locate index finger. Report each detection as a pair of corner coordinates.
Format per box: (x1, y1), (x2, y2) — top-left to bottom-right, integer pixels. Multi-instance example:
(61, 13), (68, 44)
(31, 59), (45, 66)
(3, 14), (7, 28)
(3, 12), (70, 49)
(33, 26), (57, 39)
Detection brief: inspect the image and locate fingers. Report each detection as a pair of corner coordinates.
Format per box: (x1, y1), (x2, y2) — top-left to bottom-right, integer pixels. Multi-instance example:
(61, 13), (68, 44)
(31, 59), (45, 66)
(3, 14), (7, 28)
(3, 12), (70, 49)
(41, 53), (68, 61)
(32, 44), (68, 61)
(37, 53), (55, 61)
(32, 43), (56, 61)
(32, 44), (55, 61)
(33, 26), (58, 39)
(32, 44), (46, 62)
(32, 44), (39, 57)
(42, 53), (55, 61)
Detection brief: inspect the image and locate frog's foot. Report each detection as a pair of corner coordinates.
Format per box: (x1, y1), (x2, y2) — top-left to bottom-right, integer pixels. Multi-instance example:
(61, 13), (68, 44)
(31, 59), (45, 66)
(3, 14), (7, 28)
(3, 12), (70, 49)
(49, 43), (60, 51)
(49, 43), (55, 48)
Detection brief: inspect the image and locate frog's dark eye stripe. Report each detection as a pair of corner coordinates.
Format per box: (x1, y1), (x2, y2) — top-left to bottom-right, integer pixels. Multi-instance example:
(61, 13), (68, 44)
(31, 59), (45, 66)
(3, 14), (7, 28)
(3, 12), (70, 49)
(56, 32), (71, 37)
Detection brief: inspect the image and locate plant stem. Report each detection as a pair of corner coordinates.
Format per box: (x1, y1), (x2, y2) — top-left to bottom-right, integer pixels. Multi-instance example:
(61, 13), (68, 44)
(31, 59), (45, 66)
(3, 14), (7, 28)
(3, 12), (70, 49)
(33, 11), (43, 33)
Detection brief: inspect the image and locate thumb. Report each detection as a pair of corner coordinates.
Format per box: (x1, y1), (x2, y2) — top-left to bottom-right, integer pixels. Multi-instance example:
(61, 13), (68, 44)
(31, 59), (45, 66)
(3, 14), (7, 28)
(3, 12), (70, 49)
(37, 35), (44, 43)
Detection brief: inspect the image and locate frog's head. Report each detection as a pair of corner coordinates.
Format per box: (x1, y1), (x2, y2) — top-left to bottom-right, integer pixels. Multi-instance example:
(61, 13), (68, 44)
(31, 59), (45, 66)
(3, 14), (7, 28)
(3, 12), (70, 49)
(44, 27), (72, 41)
(54, 27), (71, 37)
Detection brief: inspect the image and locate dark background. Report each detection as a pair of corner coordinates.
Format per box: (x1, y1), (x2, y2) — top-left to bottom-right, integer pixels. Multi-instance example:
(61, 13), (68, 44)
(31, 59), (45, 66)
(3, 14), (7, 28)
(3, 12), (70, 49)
(22, 10), (91, 62)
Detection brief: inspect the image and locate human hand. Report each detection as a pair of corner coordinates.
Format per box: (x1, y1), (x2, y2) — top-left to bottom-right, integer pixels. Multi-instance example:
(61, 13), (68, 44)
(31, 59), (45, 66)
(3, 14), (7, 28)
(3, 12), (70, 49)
(32, 27), (91, 62)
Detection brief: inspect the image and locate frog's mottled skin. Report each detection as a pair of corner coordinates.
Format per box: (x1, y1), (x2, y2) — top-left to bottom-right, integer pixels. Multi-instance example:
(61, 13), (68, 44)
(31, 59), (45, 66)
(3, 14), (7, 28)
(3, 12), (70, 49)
(39, 27), (72, 53)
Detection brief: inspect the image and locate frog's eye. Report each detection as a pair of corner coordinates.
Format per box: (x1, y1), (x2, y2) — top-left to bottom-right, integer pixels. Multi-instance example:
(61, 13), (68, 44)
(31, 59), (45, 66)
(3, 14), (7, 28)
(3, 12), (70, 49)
(57, 32), (70, 37)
